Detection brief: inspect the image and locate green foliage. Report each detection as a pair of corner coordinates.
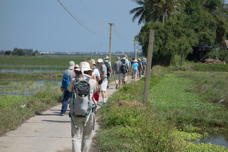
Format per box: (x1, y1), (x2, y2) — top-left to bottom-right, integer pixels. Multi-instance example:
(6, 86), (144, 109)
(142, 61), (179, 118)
(2, 48), (40, 56)
(0, 56), (86, 70)
(0, 72), (62, 135)
(0, 90), (61, 136)
(207, 49), (228, 62)
(185, 143), (228, 152)
(97, 65), (228, 151)
(98, 101), (184, 152)
(133, 0), (228, 65)
(177, 71), (228, 107)
(191, 63), (228, 72)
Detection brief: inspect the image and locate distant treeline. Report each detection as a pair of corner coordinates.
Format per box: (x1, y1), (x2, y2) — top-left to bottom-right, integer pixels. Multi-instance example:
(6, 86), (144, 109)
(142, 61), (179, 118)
(0, 48), (40, 56)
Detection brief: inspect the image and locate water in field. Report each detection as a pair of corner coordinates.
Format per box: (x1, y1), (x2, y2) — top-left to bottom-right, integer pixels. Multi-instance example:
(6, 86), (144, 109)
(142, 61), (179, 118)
(195, 135), (228, 148)
(0, 69), (62, 73)
(0, 80), (60, 96)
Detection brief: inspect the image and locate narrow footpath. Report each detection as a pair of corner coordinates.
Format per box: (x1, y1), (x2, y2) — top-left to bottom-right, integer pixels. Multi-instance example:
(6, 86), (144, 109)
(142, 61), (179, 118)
(0, 77), (137, 152)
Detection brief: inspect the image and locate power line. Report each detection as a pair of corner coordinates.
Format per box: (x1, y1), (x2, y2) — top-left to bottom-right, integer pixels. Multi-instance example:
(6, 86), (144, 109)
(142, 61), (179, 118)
(57, 0), (95, 34)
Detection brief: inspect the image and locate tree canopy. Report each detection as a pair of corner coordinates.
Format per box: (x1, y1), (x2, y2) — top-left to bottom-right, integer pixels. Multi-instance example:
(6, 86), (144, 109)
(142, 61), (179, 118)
(131, 0), (228, 65)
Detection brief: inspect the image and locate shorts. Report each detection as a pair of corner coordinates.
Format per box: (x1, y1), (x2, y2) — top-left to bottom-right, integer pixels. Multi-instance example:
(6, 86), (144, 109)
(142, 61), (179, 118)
(115, 73), (122, 81)
(121, 73), (127, 82)
(100, 78), (108, 91)
(133, 70), (138, 78)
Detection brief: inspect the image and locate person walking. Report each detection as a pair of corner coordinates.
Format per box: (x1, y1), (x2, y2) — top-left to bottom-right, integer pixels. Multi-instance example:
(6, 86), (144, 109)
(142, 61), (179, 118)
(60, 61), (76, 116)
(97, 58), (108, 104)
(104, 56), (112, 89)
(69, 61), (98, 152)
(113, 56), (122, 89)
(120, 57), (129, 84)
(90, 59), (100, 82)
(137, 58), (143, 78)
(132, 58), (139, 81)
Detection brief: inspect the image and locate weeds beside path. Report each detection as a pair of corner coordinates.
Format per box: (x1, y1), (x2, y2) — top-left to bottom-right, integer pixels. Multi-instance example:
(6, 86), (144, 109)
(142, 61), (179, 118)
(95, 66), (228, 152)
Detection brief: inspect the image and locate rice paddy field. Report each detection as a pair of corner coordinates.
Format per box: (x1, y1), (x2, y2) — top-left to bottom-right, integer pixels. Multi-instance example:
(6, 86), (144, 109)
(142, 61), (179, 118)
(0, 55), (86, 135)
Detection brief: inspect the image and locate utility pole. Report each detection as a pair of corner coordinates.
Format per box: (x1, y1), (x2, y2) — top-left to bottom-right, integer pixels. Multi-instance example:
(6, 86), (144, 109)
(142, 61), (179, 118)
(108, 23), (113, 61)
(143, 30), (154, 104)
(134, 38), (137, 59)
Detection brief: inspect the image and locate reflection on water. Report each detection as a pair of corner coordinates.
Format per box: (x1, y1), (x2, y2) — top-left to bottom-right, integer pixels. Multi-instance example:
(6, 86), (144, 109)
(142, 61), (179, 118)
(0, 69), (62, 73)
(0, 80), (60, 96)
(202, 136), (228, 148)
(0, 90), (37, 96)
(36, 80), (61, 87)
(196, 136), (228, 148)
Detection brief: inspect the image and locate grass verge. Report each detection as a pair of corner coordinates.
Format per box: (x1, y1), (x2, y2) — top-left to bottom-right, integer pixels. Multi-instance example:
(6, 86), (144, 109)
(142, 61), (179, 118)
(0, 89), (61, 136)
(96, 65), (228, 152)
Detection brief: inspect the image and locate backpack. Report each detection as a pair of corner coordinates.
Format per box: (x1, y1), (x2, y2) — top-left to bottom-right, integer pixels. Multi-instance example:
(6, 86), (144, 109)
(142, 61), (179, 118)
(104, 61), (111, 72)
(120, 59), (128, 74)
(61, 73), (71, 90)
(138, 61), (142, 70)
(70, 78), (91, 116)
(104, 61), (111, 77)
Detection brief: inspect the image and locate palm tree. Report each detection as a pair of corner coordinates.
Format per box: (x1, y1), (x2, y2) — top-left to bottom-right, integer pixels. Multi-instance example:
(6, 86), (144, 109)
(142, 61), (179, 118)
(155, 0), (183, 23)
(130, 0), (184, 24)
(130, 0), (147, 24)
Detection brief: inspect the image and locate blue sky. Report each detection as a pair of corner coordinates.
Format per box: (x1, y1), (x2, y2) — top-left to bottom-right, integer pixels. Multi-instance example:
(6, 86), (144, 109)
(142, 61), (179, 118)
(0, 0), (141, 53)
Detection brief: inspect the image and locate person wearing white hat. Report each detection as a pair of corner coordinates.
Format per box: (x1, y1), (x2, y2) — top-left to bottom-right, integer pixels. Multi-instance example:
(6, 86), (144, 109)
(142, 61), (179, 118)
(60, 61), (76, 116)
(97, 58), (108, 104)
(90, 59), (100, 82)
(69, 61), (98, 152)
(104, 56), (112, 89)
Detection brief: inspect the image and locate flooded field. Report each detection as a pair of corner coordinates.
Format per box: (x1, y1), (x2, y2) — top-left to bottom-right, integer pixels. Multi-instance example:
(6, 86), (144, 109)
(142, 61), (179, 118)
(195, 135), (228, 148)
(0, 80), (61, 96)
(201, 136), (228, 148)
(0, 69), (62, 73)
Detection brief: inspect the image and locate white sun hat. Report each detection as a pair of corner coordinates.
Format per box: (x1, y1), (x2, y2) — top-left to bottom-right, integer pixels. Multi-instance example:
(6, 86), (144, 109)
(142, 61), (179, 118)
(91, 59), (96, 65)
(97, 58), (104, 63)
(80, 62), (91, 73)
(104, 56), (109, 60)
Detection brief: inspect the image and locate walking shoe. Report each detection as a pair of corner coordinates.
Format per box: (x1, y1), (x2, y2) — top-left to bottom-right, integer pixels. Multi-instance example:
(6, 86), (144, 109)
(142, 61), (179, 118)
(59, 113), (65, 116)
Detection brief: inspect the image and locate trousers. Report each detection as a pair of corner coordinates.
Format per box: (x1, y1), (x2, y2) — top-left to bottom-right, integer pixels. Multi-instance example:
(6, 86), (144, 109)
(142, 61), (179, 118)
(71, 113), (95, 152)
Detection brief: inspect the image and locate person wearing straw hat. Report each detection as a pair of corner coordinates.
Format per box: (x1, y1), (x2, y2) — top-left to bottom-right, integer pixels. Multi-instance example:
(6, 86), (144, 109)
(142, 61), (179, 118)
(69, 61), (98, 152)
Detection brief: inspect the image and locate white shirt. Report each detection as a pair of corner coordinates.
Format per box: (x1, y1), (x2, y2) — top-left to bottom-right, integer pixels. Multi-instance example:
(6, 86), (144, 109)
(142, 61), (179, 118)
(92, 68), (100, 79)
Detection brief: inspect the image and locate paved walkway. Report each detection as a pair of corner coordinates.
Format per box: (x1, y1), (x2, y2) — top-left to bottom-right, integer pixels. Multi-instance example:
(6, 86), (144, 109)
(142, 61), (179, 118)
(0, 78), (134, 152)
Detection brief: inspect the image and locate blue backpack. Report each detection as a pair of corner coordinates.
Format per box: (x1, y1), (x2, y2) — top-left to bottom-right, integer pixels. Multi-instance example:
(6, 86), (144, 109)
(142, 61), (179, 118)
(61, 73), (71, 90)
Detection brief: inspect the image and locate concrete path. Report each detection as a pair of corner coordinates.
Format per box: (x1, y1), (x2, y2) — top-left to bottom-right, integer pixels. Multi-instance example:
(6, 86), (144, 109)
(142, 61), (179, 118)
(0, 78), (133, 152)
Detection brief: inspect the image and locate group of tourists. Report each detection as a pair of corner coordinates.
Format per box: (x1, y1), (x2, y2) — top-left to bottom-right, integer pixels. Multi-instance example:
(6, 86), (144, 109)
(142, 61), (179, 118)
(113, 55), (147, 87)
(59, 55), (147, 152)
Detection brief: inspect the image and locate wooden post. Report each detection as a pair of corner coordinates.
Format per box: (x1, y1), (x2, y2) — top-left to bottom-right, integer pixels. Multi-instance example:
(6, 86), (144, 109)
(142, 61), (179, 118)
(143, 30), (154, 103)
(108, 23), (113, 62)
